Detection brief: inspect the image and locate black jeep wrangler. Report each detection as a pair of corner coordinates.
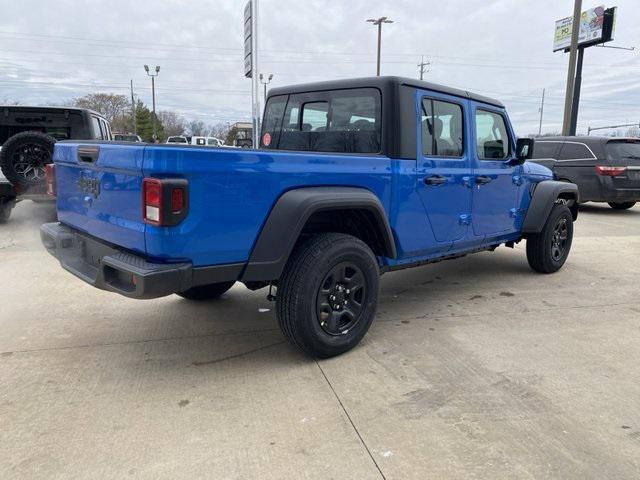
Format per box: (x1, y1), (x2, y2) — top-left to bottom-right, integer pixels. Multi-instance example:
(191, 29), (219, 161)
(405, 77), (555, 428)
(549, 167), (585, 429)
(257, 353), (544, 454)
(0, 106), (111, 222)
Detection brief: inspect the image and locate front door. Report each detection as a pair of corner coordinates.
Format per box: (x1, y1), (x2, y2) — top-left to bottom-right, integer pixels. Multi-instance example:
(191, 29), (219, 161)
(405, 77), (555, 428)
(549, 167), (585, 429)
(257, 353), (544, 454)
(470, 105), (521, 237)
(416, 95), (472, 247)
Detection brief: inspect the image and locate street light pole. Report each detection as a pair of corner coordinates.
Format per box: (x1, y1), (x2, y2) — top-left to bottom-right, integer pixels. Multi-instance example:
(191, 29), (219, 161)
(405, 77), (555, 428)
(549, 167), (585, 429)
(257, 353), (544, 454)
(144, 64), (160, 142)
(367, 17), (393, 76)
(259, 73), (273, 102)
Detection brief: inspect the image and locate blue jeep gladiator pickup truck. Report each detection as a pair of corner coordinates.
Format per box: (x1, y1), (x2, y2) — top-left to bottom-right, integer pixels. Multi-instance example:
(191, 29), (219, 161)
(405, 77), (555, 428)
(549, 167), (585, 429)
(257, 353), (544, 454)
(41, 77), (578, 357)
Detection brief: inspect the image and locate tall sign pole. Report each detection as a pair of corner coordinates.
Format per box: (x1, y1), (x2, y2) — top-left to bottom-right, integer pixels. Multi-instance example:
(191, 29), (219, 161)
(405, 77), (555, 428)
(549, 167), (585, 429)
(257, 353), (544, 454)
(244, 0), (260, 148)
(554, 5), (617, 136)
(562, 0), (582, 136)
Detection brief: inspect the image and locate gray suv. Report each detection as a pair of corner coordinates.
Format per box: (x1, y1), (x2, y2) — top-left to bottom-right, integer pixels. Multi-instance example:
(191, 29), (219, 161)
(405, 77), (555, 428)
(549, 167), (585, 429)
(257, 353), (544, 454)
(532, 136), (640, 210)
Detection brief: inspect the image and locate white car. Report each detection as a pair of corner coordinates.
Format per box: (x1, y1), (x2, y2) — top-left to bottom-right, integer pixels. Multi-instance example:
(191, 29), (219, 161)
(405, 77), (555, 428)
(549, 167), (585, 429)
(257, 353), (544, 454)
(166, 136), (189, 145)
(191, 136), (225, 147)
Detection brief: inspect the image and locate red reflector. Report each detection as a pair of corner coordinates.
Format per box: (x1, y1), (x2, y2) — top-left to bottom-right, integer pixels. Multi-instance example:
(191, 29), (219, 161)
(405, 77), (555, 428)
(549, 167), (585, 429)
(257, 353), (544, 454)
(171, 188), (184, 212)
(45, 164), (56, 196)
(596, 165), (626, 177)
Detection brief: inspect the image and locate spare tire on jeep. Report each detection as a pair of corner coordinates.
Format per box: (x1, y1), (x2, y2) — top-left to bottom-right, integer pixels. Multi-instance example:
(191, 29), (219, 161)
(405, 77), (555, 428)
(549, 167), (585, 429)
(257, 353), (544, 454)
(0, 131), (56, 191)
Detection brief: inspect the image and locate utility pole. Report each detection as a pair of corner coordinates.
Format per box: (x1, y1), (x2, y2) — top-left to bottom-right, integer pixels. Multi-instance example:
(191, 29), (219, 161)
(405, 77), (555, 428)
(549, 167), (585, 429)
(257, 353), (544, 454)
(367, 17), (393, 76)
(130, 79), (137, 136)
(144, 65), (160, 142)
(561, 0), (582, 136)
(259, 73), (273, 102)
(417, 55), (430, 80)
(538, 88), (546, 136)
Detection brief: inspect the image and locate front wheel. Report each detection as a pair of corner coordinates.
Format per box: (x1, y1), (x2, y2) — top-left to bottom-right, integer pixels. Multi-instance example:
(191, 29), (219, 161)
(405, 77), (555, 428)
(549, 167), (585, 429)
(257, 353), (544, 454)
(177, 281), (235, 300)
(276, 233), (379, 358)
(526, 204), (574, 273)
(608, 202), (636, 210)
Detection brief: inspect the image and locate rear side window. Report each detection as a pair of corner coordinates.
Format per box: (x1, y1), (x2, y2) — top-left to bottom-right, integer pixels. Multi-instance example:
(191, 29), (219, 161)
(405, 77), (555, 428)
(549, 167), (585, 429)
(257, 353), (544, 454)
(261, 95), (287, 147)
(475, 110), (509, 160)
(262, 88), (381, 154)
(532, 142), (561, 159)
(421, 98), (464, 157)
(558, 142), (594, 160)
(91, 117), (103, 140)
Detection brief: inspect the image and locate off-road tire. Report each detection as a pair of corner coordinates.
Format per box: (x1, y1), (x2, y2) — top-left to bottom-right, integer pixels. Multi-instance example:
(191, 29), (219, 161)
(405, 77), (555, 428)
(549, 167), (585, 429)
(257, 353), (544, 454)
(608, 202), (636, 210)
(276, 232), (379, 358)
(0, 131), (56, 191)
(177, 281), (235, 300)
(526, 204), (573, 274)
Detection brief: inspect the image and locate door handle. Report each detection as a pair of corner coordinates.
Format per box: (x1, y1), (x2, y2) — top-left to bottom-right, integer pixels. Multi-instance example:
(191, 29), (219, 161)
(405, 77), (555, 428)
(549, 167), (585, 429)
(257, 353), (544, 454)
(475, 175), (492, 185)
(423, 175), (447, 186)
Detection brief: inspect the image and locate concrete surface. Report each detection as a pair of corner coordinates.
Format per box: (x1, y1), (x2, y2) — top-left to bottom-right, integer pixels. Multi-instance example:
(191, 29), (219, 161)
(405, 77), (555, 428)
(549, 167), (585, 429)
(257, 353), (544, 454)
(1, 201), (639, 480)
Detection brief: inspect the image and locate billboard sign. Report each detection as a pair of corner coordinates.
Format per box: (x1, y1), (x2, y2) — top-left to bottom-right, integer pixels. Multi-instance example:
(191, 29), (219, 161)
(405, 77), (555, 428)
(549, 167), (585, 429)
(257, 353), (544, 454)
(553, 5), (612, 52)
(244, 1), (252, 78)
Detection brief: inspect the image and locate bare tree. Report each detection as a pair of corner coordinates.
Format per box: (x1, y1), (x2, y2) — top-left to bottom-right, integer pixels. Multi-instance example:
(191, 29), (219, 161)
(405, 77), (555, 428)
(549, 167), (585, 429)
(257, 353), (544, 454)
(70, 93), (130, 125)
(186, 120), (207, 137)
(157, 111), (186, 137)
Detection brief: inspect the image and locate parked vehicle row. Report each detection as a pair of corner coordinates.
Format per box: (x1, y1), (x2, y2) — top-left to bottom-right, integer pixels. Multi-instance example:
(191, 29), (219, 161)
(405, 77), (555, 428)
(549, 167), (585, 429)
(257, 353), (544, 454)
(531, 136), (640, 210)
(41, 76), (578, 358)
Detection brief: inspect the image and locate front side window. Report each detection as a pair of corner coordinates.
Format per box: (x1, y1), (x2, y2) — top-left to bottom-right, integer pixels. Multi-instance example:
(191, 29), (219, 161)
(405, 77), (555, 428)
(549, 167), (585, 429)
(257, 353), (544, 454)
(475, 110), (509, 160)
(421, 99), (464, 157)
(262, 88), (381, 154)
(302, 102), (329, 131)
(532, 142), (561, 159)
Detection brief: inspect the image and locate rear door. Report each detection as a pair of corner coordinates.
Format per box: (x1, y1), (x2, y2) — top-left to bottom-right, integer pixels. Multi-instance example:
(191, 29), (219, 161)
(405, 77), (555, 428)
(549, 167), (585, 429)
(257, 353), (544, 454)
(55, 142), (146, 253)
(415, 93), (472, 246)
(470, 104), (520, 237)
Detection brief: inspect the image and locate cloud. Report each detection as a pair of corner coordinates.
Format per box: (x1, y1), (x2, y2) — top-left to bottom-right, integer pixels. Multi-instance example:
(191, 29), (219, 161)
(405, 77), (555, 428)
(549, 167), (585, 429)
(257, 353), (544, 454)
(0, 0), (638, 135)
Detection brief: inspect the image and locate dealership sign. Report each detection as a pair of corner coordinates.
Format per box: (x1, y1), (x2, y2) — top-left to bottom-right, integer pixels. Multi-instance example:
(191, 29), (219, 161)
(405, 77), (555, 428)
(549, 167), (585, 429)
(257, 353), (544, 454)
(553, 5), (616, 52)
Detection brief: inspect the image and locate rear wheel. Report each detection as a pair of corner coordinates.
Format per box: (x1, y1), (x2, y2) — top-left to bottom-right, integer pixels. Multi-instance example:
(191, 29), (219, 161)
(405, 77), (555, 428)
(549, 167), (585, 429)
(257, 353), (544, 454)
(177, 281), (235, 300)
(608, 202), (636, 210)
(276, 232), (379, 358)
(0, 131), (56, 191)
(526, 204), (574, 274)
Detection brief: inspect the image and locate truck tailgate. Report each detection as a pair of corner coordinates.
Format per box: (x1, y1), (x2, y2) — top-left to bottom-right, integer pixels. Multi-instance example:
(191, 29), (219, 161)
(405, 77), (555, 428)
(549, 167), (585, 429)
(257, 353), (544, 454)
(54, 142), (146, 253)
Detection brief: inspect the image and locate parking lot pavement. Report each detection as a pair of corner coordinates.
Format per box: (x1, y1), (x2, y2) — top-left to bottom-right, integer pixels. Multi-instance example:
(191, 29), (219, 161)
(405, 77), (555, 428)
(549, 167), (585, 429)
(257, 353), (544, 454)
(1, 202), (640, 480)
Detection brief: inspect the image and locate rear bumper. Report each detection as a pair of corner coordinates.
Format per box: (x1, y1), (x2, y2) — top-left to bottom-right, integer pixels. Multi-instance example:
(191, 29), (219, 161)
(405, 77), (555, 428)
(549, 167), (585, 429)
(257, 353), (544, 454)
(584, 176), (640, 203)
(40, 222), (243, 299)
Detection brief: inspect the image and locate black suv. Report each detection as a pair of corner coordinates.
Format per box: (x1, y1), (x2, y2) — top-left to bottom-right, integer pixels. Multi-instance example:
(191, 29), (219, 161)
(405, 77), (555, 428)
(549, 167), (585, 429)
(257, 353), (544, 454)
(532, 136), (640, 210)
(0, 106), (111, 222)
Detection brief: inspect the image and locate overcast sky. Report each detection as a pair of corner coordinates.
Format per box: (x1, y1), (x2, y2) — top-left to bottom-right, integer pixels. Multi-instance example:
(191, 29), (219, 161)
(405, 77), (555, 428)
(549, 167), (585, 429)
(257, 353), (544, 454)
(1, 0), (638, 135)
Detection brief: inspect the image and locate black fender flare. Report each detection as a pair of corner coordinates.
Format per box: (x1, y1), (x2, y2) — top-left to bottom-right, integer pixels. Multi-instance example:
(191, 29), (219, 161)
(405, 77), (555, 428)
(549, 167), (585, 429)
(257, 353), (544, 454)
(241, 187), (396, 282)
(521, 180), (579, 234)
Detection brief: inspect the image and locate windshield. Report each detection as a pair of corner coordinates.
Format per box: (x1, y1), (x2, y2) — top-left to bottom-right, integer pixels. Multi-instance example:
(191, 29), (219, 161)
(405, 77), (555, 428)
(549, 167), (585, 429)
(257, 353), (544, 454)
(606, 141), (640, 161)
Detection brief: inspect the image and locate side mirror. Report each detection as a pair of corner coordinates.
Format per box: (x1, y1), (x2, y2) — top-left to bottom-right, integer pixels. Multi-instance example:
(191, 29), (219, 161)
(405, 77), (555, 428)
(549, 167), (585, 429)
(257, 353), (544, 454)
(515, 138), (534, 162)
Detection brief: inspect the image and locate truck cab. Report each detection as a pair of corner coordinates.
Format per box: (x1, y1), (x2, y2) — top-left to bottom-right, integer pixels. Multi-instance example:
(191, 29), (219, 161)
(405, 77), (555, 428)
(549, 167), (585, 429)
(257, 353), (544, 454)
(41, 77), (577, 357)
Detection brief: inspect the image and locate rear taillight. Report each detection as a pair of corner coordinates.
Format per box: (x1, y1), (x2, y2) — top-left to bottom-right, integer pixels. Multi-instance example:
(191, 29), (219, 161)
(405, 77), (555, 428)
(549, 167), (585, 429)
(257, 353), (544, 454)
(143, 178), (162, 225)
(45, 163), (56, 196)
(596, 165), (626, 177)
(142, 178), (188, 226)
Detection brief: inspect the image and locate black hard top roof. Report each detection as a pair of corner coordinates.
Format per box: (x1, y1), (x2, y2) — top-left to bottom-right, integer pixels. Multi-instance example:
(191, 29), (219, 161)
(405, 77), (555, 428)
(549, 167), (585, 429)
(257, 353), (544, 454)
(534, 136), (640, 145)
(0, 105), (106, 119)
(268, 76), (504, 108)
